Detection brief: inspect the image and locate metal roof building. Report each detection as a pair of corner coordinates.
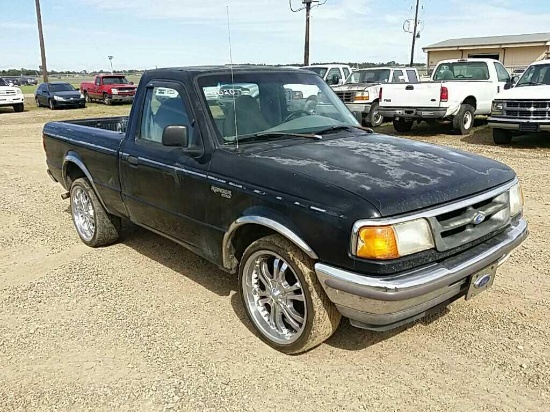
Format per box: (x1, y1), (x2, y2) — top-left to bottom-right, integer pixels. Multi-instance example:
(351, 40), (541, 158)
(423, 32), (550, 71)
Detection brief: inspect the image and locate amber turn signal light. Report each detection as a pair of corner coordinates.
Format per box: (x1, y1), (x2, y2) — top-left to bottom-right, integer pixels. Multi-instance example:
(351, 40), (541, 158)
(357, 226), (399, 260)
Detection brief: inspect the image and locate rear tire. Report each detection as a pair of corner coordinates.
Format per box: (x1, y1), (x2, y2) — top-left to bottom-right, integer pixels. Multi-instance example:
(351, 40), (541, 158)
(393, 118), (413, 133)
(70, 178), (121, 247)
(493, 128), (513, 145)
(13, 103), (24, 112)
(453, 104), (475, 135)
(239, 234), (341, 354)
(366, 102), (384, 127)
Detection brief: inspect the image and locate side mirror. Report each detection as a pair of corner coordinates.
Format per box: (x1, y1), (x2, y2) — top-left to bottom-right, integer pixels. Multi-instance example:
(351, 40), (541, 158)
(129, 82), (134, 85)
(511, 75), (519, 85)
(504, 83), (511, 90)
(328, 75), (339, 85)
(162, 125), (188, 147)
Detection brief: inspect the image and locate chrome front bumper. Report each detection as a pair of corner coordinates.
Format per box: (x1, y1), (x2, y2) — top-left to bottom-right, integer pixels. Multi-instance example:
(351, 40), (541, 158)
(488, 117), (550, 132)
(315, 219), (528, 331)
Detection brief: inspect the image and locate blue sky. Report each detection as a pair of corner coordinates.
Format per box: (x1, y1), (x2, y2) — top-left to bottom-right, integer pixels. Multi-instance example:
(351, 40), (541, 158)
(1, 0), (549, 71)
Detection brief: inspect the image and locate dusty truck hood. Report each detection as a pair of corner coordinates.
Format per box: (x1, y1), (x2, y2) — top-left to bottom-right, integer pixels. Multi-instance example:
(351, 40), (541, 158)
(333, 82), (380, 92)
(495, 84), (550, 100)
(243, 133), (516, 217)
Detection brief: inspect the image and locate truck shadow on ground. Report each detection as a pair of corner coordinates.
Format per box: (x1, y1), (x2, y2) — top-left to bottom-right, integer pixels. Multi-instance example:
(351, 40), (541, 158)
(462, 129), (550, 149)
(377, 118), (488, 137)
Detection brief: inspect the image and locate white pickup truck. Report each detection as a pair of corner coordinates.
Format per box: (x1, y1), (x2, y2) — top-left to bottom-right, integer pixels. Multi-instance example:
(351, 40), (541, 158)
(332, 67), (419, 127)
(488, 59), (550, 144)
(0, 77), (25, 112)
(300, 64), (352, 87)
(378, 58), (513, 134)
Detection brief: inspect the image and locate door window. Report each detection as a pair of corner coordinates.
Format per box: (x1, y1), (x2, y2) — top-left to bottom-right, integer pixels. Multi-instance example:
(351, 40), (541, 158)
(326, 68), (341, 84)
(406, 69), (419, 83)
(343, 67), (350, 80)
(392, 70), (404, 82)
(139, 86), (193, 144)
(494, 62), (511, 82)
(95, 77), (101, 86)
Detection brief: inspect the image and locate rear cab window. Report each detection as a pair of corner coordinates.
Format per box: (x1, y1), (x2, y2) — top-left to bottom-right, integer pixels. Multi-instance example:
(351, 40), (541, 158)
(433, 62), (490, 81)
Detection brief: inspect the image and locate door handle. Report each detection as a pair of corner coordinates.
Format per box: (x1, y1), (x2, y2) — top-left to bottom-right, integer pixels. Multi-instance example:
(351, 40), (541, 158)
(127, 156), (139, 167)
(406, 85), (414, 90)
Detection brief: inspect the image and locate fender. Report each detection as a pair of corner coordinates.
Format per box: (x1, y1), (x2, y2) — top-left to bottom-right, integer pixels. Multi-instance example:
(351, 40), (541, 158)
(222, 215), (318, 271)
(62, 152), (108, 210)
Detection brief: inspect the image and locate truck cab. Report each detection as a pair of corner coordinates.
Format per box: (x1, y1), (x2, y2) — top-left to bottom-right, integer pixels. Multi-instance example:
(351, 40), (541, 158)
(333, 67), (419, 127)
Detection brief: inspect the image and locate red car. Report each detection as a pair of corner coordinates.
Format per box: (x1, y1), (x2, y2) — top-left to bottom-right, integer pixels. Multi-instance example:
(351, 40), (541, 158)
(80, 74), (137, 105)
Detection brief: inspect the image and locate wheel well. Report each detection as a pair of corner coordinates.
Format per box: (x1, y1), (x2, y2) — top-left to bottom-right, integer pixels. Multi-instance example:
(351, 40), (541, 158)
(231, 224), (277, 264)
(462, 96), (477, 109)
(65, 162), (85, 187)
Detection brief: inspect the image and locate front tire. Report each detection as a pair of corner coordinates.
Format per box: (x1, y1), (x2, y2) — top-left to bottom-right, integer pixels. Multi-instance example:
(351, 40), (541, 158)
(103, 93), (112, 105)
(493, 128), (513, 145)
(36, 97), (41, 107)
(84, 92), (91, 103)
(366, 102), (384, 127)
(453, 104), (475, 135)
(70, 178), (120, 247)
(239, 234), (341, 354)
(393, 118), (413, 133)
(13, 103), (24, 112)
(49, 99), (56, 110)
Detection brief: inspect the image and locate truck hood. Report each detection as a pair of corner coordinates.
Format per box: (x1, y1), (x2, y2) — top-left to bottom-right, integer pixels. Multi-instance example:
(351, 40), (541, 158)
(333, 82), (379, 91)
(495, 84), (550, 100)
(244, 133), (515, 217)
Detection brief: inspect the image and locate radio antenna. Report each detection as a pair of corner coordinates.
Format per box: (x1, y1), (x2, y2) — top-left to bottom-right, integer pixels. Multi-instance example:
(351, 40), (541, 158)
(226, 5), (238, 149)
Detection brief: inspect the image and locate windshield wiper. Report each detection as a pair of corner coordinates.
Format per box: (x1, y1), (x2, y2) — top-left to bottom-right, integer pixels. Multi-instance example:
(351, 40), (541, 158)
(225, 131), (322, 145)
(315, 125), (374, 135)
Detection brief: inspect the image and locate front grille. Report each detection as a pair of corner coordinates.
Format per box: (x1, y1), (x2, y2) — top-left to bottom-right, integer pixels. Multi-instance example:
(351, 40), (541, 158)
(427, 190), (510, 251)
(117, 88), (135, 93)
(0, 90), (16, 96)
(335, 91), (356, 103)
(502, 100), (550, 120)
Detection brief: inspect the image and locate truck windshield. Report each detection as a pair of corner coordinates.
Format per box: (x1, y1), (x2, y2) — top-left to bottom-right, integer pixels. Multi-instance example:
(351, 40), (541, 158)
(198, 71), (359, 145)
(433, 62), (489, 81)
(0, 78), (6, 87)
(346, 69), (391, 84)
(50, 83), (75, 92)
(515, 64), (550, 87)
(103, 77), (129, 85)
(300, 67), (328, 77)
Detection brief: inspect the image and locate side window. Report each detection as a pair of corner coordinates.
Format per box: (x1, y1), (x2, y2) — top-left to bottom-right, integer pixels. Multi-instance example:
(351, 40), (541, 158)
(494, 63), (510, 82)
(95, 77), (101, 86)
(406, 69), (419, 83)
(326, 68), (341, 83)
(343, 67), (350, 80)
(139, 86), (193, 145)
(392, 69), (404, 82)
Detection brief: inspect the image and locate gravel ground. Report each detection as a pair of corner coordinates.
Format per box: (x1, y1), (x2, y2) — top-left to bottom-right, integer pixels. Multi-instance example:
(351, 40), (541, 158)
(1, 106), (549, 411)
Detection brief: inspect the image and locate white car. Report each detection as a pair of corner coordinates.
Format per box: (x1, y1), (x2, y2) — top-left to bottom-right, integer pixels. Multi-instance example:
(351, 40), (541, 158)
(378, 58), (513, 134)
(332, 67), (420, 127)
(0, 77), (25, 112)
(488, 59), (550, 144)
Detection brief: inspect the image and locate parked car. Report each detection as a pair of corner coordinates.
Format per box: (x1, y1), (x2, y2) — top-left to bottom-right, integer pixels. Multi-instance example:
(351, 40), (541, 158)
(3, 77), (22, 86)
(43, 66), (527, 354)
(378, 58), (513, 134)
(332, 67), (419, 127)
(0, 77), (24, 112)
(80, 74), (137, 105)
(489, 59), (550, 144)
(300, 64), (352, 86)
(35, 82), (86, 110)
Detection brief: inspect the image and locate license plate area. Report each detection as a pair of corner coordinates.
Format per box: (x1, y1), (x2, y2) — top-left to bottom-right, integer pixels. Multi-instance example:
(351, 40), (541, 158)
(466, 263), (497, 300)
(519, 123), (539, 133)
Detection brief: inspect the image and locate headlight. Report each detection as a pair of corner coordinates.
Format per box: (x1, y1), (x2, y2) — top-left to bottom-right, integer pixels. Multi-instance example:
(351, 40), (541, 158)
(353, 218), (435, 260)
(491, 101), (504, 115)
(112, 89), (119, 94)
(53, 95), (65, 101)
(16, 88), (22, 95)
(354, 91), (370, 102)
(509, 182), (524, 217)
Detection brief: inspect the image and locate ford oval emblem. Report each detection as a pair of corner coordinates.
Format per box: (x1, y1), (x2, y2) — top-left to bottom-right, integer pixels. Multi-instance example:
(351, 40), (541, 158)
(472, 211), (486, 225)
(474, 274), (492, 289)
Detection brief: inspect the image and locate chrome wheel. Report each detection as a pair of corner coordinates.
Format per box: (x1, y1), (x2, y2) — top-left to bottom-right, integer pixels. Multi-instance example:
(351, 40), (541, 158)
(463, 111), (473, 130)
(242, 251), (307, 345)
(371, 108), (383, 126)
(71, 186), (95, 242)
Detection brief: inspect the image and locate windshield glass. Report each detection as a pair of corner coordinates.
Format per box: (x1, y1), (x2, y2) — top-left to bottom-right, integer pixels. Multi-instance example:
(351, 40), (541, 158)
(300, 66), (328, 77)
(103, 77), (129, 85)
(50, 83), (75, 92)
(346, 69), (391, 84)
(433, 61), (489, 81)
(199, 71), (359, 145)
(516, 64), (550, 87)
(0, 78), (6, 87)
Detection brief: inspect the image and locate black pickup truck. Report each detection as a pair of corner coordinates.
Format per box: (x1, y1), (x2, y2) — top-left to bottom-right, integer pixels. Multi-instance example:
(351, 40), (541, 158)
(43, 66), (528, 354)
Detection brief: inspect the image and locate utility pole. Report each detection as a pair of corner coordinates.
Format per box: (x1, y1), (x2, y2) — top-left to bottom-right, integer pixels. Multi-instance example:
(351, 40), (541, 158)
(108, 56), (114, 73)
(409, 0), (420, 67)
(303, 0), (312, 66)
(290, 0), (327, 66)
(34, 0), (48, 83)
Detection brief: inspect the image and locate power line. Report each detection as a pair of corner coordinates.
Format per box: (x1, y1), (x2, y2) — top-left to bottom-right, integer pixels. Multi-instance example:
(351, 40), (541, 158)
(289, 0), (328, 66)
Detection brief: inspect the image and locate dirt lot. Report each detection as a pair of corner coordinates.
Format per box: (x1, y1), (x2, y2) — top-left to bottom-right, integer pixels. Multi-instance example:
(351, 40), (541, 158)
(1, 106), (549, 411)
